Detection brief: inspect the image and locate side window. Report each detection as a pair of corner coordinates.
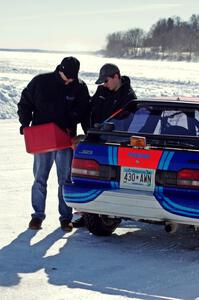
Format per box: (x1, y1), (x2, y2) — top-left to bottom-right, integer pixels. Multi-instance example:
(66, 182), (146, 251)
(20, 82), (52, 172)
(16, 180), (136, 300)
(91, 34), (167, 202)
(159, 110), (188, 135)
(159, 110), (199, 136)
(166, 111), (188, 128)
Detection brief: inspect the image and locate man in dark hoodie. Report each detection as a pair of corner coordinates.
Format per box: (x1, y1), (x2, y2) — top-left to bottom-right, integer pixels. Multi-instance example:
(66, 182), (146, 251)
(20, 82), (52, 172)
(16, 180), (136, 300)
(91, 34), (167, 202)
(17, 57), (90, 232)
(72, 63), (137, 228)
(90, 63), (137, 127)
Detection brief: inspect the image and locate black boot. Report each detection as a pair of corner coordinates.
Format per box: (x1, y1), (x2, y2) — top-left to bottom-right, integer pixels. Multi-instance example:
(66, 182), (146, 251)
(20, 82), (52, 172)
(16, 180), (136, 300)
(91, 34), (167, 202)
(29, 218), (43, 230)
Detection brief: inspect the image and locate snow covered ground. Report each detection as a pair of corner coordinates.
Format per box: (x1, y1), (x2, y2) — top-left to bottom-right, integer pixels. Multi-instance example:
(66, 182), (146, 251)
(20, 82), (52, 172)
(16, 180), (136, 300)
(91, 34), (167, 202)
(0, 51), (199, 300)
(0, 50), (199, 119)
(1, 120), (199, 300)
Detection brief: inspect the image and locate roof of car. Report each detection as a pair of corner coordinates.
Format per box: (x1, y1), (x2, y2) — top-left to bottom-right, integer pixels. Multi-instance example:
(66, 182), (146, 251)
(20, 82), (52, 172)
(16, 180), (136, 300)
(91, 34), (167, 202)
(137, 97), (199, 105)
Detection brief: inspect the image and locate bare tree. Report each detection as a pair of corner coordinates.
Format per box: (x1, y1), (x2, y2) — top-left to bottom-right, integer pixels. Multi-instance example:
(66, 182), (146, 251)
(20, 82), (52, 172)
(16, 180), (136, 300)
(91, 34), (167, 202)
(124, 28), (145, 57)
(104, 14), (199, 61)
(105, 32), (126, 57)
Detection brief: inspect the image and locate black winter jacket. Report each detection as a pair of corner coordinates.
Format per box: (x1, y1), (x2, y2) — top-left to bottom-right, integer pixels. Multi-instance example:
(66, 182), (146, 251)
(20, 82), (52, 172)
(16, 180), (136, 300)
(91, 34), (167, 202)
(17, 67), (90, 136)
(89, 76), (137, 127)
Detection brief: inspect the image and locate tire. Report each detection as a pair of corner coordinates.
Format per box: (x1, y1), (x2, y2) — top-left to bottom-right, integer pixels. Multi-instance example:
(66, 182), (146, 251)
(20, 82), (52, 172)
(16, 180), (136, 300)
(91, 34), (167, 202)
(84, 213), (121, 236)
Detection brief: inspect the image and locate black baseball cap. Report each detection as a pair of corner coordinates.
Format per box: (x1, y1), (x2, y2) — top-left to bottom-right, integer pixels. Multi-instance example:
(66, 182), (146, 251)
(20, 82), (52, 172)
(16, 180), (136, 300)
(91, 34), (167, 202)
(95, 63), (120, 84)
(59, 56), (80, 79)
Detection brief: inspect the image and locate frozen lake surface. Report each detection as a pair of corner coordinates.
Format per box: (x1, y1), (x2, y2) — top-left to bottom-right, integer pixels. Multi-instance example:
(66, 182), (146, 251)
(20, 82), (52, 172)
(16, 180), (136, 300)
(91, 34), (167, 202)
(0, 50), (199, 118)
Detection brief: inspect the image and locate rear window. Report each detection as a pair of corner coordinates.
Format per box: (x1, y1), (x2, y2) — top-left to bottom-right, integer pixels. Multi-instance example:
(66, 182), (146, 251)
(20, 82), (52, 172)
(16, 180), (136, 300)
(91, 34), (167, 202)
(112, 105), (199, 136)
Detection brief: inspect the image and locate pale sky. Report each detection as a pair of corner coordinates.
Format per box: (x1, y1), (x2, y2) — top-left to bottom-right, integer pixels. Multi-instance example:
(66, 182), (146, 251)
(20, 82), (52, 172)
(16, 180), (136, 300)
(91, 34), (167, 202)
(1, 0), (199, 51)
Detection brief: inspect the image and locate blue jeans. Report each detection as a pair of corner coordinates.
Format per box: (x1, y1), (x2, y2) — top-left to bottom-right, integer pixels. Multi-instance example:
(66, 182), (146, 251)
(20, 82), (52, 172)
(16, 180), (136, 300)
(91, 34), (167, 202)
(31, 148), (73, 222)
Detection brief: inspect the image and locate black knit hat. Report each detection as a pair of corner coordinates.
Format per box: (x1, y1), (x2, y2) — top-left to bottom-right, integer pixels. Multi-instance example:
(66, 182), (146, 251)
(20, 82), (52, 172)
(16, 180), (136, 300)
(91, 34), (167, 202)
(95, 63), (120, 84)
(59, 56), (80, 79)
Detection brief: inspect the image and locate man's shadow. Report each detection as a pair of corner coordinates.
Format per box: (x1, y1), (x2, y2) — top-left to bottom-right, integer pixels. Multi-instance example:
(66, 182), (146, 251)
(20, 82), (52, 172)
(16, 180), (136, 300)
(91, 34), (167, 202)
(0, 225), (156, 299)
(0, 228), (66, 286)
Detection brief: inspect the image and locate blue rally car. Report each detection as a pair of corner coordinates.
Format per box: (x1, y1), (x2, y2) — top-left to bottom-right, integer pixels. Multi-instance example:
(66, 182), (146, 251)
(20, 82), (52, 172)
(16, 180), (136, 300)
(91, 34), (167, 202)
(64, 97), (199, 236)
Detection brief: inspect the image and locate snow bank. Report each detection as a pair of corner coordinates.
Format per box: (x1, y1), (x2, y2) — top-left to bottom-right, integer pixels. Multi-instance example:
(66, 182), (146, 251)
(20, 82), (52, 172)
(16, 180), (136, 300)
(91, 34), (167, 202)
(0, 50), (199, 119)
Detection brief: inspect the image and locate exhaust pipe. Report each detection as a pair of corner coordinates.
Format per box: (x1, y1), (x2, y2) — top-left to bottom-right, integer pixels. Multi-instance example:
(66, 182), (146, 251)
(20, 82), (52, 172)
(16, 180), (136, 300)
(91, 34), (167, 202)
(165, 222), (179, 233)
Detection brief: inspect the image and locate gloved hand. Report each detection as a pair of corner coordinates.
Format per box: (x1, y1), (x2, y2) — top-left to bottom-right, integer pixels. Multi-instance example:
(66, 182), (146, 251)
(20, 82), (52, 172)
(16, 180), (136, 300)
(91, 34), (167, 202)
(20, 125), (28, 135)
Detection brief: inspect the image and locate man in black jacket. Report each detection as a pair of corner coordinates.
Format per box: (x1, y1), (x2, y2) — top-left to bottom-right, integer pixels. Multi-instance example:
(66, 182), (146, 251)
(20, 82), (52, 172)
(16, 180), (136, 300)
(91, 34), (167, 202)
(17, 57), (90, 231)
(90, 63), (137, 127)
(72, 63), (137, 228)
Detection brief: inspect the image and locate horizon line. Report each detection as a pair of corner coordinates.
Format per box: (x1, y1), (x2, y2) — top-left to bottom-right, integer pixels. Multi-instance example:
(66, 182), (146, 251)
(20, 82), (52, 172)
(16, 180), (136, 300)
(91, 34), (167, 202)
(0, 47), (100, 54)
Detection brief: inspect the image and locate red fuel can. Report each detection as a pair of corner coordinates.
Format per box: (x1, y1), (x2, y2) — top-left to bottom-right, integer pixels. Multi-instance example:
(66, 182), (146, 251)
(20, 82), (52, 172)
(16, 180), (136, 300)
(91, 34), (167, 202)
(23, 123), (72, 154)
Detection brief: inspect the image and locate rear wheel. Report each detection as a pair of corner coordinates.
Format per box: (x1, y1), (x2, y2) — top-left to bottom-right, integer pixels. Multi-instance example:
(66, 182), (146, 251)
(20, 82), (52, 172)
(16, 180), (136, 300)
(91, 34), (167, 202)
(84, 213), (121, 236)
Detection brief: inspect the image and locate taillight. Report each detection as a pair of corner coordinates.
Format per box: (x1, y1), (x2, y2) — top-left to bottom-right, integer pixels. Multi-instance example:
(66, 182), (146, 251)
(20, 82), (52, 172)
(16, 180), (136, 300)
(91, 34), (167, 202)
(177, 169), (199, 188)
(72, 158), (100, 178)
(156, 169), (199, 189)
(72, 158), (119, 181)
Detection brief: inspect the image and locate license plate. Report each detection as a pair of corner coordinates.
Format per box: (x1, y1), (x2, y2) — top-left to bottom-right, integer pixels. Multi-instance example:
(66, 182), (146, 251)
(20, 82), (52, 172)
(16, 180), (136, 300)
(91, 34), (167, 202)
(120, 167), (155, 191)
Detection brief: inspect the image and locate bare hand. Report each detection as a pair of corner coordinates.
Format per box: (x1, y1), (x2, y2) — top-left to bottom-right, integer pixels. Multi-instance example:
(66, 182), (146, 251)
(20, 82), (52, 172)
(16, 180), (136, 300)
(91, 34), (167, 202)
(71, 135), (85, 150)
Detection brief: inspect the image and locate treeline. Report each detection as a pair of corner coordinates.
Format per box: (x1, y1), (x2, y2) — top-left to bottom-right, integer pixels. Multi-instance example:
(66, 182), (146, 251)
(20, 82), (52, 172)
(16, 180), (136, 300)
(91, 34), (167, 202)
(104, 14), (199, 61)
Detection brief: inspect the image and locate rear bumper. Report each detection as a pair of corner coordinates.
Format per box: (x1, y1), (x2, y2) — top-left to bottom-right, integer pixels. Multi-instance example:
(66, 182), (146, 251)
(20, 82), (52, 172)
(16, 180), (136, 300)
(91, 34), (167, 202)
(63, 184), (199, 226)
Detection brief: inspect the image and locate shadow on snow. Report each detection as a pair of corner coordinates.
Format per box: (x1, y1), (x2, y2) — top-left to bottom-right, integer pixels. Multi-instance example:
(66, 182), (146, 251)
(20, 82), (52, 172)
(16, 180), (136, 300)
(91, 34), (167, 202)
(0, 222), (199, 299)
